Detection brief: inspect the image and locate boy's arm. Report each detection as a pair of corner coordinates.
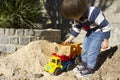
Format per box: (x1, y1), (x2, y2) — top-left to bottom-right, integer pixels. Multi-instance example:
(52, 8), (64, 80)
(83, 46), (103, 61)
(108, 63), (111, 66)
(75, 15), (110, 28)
(64, 21), (81, 44)
(64, 35), (75, 44)
(97, 11), (110, 49)
(91, 7), (110, 49)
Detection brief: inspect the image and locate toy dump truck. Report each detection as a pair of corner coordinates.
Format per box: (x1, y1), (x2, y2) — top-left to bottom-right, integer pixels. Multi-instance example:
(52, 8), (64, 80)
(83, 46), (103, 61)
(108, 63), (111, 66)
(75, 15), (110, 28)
(44, 43), (82, 76)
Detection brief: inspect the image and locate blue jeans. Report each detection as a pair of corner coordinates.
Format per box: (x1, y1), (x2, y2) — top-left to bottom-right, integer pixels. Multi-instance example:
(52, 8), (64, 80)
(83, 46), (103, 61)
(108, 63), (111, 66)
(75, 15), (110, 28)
(81, 31), (104, 69)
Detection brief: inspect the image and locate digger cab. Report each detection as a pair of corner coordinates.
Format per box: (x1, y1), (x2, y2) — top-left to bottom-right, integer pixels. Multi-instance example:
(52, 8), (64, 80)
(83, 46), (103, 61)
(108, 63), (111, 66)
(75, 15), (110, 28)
(44, 56), (63, 74)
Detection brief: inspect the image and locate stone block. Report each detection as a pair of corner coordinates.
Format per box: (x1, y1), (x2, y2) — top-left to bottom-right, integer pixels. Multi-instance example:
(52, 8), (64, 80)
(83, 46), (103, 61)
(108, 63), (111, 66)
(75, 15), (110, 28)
(0, 28), (4, 35)
(0, 46), (6, 53)
(10, 37), (19, 44)
(15, 29), (24, 36)
(24, 29), (34, 36)
(19, 37), (30, 45)
(6, 46), (17, 53)
(40, 29), (61, 42)
(5, 28), (15, 36)
(29, 36), (38, 42)
(0, 36), (9, 44)
(34, 30), (42, 37)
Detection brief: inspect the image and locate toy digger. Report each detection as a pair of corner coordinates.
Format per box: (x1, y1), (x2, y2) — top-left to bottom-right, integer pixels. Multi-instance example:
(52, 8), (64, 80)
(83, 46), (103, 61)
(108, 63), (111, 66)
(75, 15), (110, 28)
(44, 43), (82, 76)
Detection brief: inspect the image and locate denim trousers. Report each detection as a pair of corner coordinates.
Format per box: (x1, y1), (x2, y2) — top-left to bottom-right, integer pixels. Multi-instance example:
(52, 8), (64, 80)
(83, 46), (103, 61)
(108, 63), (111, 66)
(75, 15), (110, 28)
(81, 31), (104, 69)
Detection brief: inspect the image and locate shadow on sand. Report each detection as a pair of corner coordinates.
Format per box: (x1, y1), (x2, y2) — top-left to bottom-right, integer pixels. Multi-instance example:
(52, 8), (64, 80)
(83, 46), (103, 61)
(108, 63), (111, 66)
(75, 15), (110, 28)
(94, 45), (118, 71)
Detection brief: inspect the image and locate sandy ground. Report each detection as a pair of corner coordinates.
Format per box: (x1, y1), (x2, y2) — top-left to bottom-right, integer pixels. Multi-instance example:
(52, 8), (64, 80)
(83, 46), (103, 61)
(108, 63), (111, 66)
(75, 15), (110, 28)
(0, 40), (120, 80)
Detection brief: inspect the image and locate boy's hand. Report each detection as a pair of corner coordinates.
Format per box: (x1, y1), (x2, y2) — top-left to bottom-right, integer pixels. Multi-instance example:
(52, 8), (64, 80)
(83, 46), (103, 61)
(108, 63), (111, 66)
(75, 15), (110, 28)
(64, 35), (74, 44)
(101, 39), (109, 50)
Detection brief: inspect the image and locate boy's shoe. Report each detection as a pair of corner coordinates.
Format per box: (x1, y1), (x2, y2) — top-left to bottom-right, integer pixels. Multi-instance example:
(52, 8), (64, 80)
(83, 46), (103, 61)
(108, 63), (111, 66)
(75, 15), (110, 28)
(73, 62), (86, 73)
(81, 67), (94, 75)
(75, 67), (94, 78)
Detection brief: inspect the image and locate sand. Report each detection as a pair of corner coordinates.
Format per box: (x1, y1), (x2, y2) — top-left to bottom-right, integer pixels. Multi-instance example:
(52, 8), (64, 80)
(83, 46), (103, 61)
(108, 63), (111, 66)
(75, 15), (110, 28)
(0, 40), (120, 80)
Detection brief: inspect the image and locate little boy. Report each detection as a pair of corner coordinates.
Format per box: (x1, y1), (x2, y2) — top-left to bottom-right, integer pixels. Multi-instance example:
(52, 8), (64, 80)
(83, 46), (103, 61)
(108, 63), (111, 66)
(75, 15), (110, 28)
(61, 0), (110, 78)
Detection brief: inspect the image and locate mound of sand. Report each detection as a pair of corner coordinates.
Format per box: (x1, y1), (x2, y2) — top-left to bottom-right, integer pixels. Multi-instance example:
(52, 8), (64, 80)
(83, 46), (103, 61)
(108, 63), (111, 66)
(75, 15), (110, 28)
(0, 40), (59, 79)
(0, 40), (120, 80)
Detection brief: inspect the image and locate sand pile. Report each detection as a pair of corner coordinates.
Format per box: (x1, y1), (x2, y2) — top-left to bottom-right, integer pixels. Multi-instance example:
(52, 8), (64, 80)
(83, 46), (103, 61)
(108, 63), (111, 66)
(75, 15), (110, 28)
(0, 40), (120, 80)
(0, 40), (59, 79)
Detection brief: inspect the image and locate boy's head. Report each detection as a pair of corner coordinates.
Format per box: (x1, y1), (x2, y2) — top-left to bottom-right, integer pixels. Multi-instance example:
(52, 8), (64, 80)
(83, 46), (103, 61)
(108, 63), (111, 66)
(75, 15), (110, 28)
(61, 0), (88, 20)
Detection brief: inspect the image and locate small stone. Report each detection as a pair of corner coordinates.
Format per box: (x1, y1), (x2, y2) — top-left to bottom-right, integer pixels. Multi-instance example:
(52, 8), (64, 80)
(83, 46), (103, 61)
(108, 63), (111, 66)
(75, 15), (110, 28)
(34, 73), (44, 78)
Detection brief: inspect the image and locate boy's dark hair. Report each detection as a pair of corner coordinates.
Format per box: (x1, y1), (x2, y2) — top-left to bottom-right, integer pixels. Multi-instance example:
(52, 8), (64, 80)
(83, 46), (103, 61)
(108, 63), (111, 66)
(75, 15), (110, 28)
(61, 0), (88, 19)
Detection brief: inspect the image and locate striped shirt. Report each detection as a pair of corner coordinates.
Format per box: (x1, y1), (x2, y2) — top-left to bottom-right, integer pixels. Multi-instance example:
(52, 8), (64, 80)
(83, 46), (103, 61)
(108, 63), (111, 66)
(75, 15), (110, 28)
(71, 6), (110, 39)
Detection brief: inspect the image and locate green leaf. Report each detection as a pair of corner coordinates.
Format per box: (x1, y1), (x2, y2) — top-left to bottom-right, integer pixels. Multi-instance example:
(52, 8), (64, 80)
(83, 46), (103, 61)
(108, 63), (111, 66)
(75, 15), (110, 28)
(0, 0), (47, 28)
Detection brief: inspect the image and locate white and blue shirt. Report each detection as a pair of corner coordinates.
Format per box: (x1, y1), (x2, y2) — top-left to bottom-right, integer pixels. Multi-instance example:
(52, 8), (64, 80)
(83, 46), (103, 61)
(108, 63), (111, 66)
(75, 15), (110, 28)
(71, 6), (110, 39)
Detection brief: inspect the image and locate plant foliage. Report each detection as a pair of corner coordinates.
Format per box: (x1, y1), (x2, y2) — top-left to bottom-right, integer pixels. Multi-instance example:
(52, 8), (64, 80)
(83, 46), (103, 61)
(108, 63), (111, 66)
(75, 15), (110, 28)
(0, 0), (47, 29)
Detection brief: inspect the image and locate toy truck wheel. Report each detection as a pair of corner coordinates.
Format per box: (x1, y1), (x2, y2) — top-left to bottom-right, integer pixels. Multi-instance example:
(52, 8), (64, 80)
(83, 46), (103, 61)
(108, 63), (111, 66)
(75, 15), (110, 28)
(74, 56), (81, 65)
(54, 68), (62, 76)
(66, 63), (73, 71)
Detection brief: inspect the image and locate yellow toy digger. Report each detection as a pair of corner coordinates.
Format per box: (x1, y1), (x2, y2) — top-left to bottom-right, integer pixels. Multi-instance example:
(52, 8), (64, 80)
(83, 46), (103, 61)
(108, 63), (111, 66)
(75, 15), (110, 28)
(44, 43), (82, 76)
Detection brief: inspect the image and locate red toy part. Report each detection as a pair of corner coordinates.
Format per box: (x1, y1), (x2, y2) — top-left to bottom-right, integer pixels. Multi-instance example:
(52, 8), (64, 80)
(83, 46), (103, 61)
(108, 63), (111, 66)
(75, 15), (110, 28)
(52, 53), (71, 62)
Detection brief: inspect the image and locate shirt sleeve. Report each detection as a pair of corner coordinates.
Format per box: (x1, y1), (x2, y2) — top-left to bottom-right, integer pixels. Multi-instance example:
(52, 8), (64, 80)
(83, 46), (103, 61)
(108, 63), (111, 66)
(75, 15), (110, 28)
(90, 7), (110, 39)
(70, 21), (82, 37)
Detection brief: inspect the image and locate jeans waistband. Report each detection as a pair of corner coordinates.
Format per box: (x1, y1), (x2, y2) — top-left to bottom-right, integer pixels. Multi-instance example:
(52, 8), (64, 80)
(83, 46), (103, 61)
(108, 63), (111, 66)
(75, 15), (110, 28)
(86, 27), (102, 36)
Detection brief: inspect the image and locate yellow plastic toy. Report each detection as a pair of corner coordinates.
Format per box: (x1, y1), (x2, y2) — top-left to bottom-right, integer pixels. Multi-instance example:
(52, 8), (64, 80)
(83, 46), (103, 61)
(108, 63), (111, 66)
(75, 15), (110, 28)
(44, 43), (82, 76)
(44, 56), (63, 75)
